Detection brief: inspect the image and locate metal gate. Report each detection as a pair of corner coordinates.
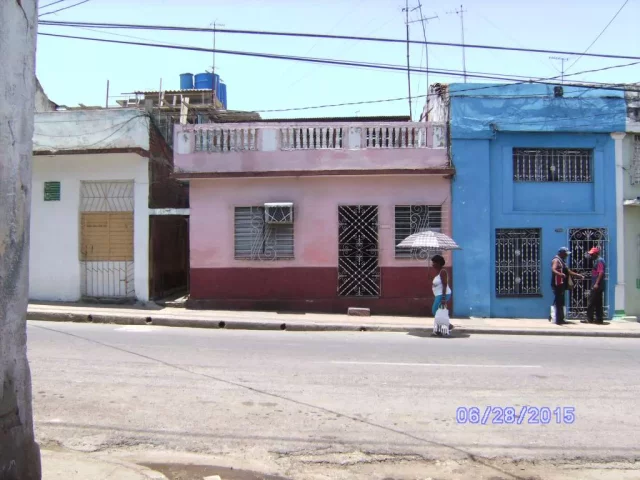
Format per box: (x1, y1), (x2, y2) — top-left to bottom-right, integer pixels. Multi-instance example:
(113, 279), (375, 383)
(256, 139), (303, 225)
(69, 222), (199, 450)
(80, 181), (135, 299)
(568, 228), (609, 319)
(338, 205), (380, 297)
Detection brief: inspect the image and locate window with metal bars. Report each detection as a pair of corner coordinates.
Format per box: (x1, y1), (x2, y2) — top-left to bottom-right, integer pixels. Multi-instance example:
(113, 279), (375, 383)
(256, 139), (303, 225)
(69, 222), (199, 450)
(495, 228), (541, 297)
(234, 207), (294, 260)
(394, 205), (443, 258)
(513, 148), (593, 183)
(631, 135), (640, 186)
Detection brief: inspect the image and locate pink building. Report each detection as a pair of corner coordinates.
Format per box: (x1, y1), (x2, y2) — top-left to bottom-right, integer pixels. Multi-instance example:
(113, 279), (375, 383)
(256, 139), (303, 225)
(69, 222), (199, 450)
(174, 117), (453, 316)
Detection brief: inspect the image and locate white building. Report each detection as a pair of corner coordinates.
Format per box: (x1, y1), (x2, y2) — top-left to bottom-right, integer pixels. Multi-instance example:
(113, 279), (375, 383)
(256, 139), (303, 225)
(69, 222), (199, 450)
(620, 89), (640, 320)
(31, 108), (189, 303)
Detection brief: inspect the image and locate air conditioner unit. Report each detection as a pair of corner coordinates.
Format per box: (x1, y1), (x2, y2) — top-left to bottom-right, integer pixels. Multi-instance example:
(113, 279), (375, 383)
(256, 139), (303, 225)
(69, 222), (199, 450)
(264, 202), (294, 224)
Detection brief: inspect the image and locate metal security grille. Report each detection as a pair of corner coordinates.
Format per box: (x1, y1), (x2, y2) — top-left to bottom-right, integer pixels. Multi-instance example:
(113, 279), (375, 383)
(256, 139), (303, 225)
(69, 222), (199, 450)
(338, 205), (380, 297)
(568, 228), (609, 319)
(80, 181), (134, 299)
(394, 205), (443, 258)
(234, 207), (294, 260)
(632, 135), (640, 186)
(495, 229), (541, 297)
(513, 148), (593, 183)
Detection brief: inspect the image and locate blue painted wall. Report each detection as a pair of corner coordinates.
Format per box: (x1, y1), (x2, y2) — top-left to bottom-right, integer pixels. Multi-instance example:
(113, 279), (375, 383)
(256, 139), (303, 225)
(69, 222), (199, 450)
(449, 83), (627, 319)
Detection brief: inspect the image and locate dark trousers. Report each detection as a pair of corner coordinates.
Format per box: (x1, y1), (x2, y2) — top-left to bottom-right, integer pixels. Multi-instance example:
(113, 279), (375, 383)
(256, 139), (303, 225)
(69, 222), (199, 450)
(587, 287), (604, 323)
(552, 286), (565, 323)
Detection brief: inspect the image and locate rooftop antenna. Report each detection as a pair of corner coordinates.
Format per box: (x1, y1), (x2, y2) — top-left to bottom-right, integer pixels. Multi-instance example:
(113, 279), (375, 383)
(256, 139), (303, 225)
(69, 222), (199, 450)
(447, 5), (467, 82)
(410, 3), (438, 97)
(402, 0), (413, 119)
(210, 20), (225, 105)
(550, 56), (570, 84)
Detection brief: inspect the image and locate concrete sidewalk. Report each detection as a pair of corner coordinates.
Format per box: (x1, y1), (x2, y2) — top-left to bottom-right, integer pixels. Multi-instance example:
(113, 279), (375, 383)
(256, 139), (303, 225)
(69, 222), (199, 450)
(41, 449), (167, 480)
(27, 302), (640, 338)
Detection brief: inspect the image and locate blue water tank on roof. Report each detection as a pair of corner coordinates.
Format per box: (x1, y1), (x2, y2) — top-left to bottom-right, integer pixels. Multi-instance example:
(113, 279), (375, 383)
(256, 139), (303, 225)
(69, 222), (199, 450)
(219, 82), (227, 109)
(194, 72), (213, 90)
(179, 73), (194, 90)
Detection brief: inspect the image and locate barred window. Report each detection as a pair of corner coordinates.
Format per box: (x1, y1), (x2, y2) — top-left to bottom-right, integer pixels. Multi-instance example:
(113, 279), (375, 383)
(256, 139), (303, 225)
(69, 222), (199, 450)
(395, 205), (443, 258)
(495, 228), (541, 297)
(513, 148), (593, 183)
(234, 207), (294, 260)
(632, 135), (640, 186)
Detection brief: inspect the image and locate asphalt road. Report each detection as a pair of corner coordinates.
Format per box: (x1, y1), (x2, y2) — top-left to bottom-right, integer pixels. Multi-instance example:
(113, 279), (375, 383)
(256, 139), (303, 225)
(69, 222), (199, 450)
(27, 321), (640, 476)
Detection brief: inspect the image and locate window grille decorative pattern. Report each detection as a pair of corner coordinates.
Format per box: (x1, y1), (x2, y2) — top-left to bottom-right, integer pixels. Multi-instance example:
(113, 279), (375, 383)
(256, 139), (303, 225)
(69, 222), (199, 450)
(568, 228), (609, 319)
(513, 148), (593, 183)
(495, 229), (541, 297)
(394, 205), (443, 259)
(234, 207), (294, 260)
(338, 205), (380, 297)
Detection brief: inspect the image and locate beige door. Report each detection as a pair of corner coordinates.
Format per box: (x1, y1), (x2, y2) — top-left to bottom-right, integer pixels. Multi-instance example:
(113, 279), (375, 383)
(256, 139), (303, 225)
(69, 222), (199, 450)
(80, 181), (135, 298)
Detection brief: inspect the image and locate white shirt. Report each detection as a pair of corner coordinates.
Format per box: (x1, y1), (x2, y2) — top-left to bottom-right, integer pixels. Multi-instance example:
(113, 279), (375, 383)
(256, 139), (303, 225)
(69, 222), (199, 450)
(432, 271), (452, 296)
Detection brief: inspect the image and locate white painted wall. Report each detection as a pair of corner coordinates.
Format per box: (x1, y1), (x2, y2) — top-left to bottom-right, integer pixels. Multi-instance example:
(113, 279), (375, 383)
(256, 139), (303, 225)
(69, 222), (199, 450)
(30, 153), (150, 302)
(33, 109), (150, 152)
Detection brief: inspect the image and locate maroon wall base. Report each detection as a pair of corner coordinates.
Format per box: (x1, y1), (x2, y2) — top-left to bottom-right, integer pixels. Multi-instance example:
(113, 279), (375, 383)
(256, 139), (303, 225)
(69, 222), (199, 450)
(188, 267), (453, 317)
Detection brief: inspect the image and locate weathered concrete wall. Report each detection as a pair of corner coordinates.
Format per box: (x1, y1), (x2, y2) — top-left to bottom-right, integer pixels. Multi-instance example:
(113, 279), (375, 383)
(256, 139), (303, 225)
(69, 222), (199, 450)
(34, 78), (56, 113)
(33, 109), (150, 153)
(0, 1), (42, 479)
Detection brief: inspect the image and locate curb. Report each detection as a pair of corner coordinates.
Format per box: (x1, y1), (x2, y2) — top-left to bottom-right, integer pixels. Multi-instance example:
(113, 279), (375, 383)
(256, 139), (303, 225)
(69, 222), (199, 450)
(26, 311), (640, 338)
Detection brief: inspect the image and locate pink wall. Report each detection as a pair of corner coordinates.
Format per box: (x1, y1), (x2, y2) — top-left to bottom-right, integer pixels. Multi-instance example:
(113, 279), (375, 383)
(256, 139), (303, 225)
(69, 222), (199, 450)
(190, 175), (452, 269)
(176, 148), (449, 175)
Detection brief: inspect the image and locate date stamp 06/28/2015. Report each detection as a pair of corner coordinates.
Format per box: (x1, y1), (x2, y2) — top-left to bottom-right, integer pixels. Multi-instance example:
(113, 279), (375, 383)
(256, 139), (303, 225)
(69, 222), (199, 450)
(456, 406), (576, 425)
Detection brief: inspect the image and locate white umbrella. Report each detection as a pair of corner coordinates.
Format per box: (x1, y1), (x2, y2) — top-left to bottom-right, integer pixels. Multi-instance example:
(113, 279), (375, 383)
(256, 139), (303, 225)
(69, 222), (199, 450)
(397, 230), (461, 251)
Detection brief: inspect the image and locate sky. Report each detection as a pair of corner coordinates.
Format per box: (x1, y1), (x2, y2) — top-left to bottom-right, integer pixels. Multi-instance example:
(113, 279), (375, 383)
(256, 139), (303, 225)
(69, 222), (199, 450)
(36, 0), (640, 120)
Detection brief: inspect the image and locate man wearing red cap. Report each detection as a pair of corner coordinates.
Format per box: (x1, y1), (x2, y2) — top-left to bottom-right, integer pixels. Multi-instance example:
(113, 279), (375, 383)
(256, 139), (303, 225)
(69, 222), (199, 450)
(584, 247), (606, 324)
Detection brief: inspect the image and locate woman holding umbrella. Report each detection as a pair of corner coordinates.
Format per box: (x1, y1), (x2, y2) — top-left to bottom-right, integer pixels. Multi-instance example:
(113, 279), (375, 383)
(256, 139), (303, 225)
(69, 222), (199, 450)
(431, 254), (453, 332)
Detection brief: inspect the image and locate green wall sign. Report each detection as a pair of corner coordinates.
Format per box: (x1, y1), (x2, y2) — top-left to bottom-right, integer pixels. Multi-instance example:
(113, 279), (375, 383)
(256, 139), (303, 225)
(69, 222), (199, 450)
(44, 181), (61, 201)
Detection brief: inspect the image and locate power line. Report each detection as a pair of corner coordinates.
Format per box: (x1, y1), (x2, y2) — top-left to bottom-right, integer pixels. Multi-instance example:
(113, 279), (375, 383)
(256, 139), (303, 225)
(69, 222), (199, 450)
(38, 19), (640, 62)
(39, 0), (91, 18)
(253, 60), (639, 113)
(37, 31), (640, 93)
(566, 0), (630, 72)
(39, 0), (69, 9)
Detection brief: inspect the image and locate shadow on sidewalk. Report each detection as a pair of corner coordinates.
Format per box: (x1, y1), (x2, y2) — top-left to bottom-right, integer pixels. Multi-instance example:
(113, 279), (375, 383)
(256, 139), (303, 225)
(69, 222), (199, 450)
(407, 329), (471, 339)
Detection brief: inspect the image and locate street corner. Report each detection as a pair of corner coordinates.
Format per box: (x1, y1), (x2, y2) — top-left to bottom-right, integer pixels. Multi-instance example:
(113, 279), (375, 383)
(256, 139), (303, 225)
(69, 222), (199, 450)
(41, 450), (168, 480)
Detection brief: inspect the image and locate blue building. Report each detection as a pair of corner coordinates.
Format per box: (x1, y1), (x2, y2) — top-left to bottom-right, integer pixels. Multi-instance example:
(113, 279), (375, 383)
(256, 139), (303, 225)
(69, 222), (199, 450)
(429, 83), (627, 319)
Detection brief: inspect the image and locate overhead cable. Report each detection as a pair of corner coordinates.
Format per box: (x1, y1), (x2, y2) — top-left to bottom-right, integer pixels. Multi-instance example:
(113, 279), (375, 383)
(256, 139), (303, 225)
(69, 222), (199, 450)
(38, 32), (639, 94)
(38, 19), (640, 62)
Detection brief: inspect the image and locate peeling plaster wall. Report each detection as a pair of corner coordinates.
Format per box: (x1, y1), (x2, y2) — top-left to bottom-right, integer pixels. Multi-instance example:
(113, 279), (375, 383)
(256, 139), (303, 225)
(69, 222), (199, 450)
(0, 0), (42, 478)
(33, 108), (150, 152)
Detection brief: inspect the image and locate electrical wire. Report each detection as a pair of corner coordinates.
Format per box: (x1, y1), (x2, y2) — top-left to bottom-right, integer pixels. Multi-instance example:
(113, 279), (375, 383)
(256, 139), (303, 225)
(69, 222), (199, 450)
(39, 0), (69, 9)
(37, 32), (640, 94)
(566, 0), (630, 72)
(38, 19), (640, 62)
(39, 0), (91, 18)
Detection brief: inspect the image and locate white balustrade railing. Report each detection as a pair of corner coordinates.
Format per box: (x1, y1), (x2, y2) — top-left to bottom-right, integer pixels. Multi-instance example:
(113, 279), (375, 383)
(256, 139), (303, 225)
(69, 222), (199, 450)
(194, 127), (258, 153)
(183, 122), (447, 153)
(280, 127), (344, 150)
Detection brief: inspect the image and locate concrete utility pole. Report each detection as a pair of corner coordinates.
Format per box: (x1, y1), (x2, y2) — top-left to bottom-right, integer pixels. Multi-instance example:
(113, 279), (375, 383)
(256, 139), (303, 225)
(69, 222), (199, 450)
(0, 1), (42, 479)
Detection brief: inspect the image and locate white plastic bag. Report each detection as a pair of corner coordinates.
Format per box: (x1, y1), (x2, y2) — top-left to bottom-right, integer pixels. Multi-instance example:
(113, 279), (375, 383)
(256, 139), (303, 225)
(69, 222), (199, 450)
(434, 306), (450, 336)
